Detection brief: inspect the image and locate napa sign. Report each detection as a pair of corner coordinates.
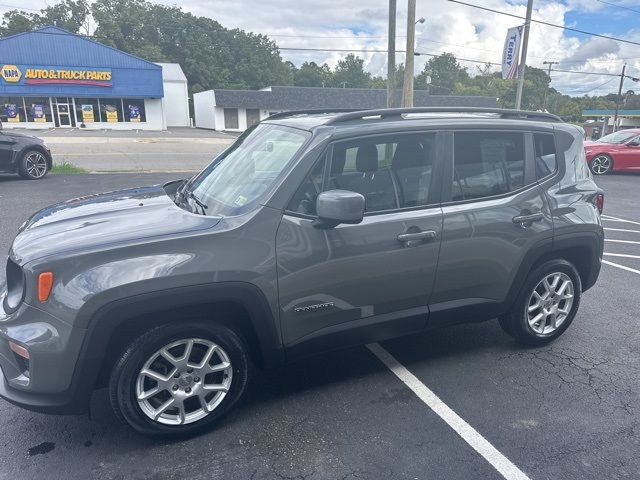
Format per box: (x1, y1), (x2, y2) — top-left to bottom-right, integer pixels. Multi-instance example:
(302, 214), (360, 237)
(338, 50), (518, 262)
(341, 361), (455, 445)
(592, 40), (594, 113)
(0, 65), (21, 83)
(0, 65), (112, 87)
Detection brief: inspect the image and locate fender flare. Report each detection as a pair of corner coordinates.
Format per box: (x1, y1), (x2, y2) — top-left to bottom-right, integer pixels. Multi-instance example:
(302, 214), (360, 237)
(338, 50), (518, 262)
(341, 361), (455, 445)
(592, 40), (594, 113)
(65, 282), (285, 413)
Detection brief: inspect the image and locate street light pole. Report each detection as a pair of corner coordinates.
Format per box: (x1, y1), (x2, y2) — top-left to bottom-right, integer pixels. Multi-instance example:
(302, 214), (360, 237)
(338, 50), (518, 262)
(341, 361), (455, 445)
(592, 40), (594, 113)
(402, 0), (416, 107)
(542, 60), (558, 110)
(515, 0), (533, 110)
(387, 0), (397, 108)
(613, 64), (626, 132)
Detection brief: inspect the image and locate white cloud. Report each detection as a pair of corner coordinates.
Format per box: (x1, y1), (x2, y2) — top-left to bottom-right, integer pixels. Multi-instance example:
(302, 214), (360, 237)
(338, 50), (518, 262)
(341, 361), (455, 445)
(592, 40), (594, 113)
(4, 0), (640, 96)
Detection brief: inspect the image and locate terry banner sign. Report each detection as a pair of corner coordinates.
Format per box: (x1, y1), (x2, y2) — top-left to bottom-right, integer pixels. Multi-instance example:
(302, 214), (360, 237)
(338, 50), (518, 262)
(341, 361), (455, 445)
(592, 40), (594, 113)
(502, 26), (522, 80)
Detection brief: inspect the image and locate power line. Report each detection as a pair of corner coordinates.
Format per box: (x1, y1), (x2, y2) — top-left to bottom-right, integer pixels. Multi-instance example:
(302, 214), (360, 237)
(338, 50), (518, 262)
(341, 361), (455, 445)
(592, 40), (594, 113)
(572, 77), (618, 95)
(596, 0), (640, 15)
(550, 68), (620, 77)
(448, 0), (640, 47)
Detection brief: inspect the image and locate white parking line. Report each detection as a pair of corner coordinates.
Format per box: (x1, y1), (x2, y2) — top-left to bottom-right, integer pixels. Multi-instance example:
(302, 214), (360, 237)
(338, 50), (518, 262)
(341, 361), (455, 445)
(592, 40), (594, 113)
(605, 239), (640, 245)
(603, 252), (640, 259)
(604, 227), (640, 234)
(602, 259), (640, 275)
(367, 343), (531, 480)
(601, 215), (640, 227)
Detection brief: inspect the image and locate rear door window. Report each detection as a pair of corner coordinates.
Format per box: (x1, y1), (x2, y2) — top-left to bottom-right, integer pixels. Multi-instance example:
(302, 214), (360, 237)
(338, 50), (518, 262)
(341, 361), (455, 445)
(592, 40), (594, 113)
(452, 131), (526, 201)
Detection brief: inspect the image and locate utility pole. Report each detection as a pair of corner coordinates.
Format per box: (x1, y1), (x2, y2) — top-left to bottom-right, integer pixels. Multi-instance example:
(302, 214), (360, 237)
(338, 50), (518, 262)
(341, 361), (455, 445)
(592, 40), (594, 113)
(387, 0), (397, 108)
(515, 0), (533, 110)
(542, 60), (558, 110)
(402, 0), (416, 108)
(613, 63), (626, 132)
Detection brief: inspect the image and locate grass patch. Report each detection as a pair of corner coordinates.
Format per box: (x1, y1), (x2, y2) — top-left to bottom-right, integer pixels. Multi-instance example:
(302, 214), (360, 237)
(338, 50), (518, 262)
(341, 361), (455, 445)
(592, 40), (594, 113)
(51, 162), (88, 174)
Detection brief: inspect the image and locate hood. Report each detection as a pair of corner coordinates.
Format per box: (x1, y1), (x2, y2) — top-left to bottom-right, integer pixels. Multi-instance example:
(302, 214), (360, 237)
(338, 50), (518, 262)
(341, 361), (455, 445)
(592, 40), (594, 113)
(1, 130), (42, 142)
(10, 185), (221, 264)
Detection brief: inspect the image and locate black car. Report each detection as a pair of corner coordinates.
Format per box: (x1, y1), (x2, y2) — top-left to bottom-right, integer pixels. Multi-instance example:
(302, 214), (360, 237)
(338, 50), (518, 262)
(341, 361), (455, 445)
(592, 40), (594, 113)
(0, 121), (52, 179)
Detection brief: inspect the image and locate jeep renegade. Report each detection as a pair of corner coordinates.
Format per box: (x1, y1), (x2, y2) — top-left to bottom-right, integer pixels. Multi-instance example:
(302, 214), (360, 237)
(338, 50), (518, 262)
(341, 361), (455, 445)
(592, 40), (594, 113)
(0, 107), (604, 437)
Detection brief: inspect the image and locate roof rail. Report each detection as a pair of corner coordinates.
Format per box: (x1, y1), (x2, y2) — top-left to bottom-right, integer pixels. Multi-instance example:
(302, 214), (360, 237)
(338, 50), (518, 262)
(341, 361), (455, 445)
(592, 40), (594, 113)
(266, 108), (360, 120)
(324, 107), (562, 124)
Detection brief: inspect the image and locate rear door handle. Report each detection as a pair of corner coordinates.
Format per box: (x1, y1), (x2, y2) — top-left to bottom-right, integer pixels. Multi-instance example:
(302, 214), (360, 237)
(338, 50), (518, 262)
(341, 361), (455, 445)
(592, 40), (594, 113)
(397, 230), (437, 244)
(512, 212), (544, 225)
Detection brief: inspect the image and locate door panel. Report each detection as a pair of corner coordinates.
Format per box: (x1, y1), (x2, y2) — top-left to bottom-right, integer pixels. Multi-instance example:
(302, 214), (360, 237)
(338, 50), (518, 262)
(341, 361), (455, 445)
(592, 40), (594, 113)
(276, 207), (442, 346)
(0, 132), (15, 171)
(614, 141), (640, 170)
(432, 187), (552, 313)
(277, 131), (445, 349)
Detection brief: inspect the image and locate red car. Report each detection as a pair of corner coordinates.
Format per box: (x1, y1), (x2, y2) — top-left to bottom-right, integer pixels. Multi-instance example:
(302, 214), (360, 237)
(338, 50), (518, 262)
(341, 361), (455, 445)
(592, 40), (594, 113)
(584, 128), (640, 175)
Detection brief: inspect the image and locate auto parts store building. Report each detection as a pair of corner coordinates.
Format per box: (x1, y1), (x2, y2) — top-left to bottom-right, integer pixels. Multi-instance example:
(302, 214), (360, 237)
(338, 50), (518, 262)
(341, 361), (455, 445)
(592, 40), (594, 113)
(0, 26), (189, 130)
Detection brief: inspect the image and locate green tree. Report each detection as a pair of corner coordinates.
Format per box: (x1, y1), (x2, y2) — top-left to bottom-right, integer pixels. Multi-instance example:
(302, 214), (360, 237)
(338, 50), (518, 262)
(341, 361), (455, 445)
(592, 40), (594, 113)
(417, 53), (469, 94)
(294, 61), (332, 87)
(1, 0), (89, 37)
(332, 54), (371, 88)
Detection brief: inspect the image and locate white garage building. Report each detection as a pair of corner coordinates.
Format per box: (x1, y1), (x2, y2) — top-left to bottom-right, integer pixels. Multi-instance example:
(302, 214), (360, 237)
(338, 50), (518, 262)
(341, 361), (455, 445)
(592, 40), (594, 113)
(193, 85), (498, 132)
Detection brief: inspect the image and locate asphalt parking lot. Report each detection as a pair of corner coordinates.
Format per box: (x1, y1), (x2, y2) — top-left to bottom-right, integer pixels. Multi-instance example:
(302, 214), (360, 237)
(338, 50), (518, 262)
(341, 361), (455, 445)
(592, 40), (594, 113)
(0, 172), (639, 480)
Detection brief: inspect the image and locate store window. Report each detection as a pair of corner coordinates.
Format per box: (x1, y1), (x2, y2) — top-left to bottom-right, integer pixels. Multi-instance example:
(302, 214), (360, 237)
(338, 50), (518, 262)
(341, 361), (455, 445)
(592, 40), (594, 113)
(0, 97), (27, 123)
(75, 98), (99, 124)
(122, 99), (146, 123)
(24, 98), (52, 123)
(98, 99), (124, 123)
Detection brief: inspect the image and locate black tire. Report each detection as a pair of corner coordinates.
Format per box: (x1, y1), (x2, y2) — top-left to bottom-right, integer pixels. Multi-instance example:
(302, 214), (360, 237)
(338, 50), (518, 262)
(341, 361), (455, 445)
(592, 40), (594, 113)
(589, 154), (613, 175)
(18, 149), (50, 180)
(499, 259), (582, 346)
(109, 322), (251, 438)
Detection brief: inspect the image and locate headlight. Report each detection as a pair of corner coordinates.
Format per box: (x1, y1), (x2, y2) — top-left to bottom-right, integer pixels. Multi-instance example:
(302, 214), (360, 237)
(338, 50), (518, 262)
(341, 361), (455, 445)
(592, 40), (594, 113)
(3, 259), (25, 312)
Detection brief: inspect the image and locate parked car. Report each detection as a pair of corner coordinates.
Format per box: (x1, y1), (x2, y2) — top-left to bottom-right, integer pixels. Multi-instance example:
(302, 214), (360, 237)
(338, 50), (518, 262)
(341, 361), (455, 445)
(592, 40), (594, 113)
(584, 128), (640, 175)
(0, 120), (52, 179)
(0, 107), (604, 437)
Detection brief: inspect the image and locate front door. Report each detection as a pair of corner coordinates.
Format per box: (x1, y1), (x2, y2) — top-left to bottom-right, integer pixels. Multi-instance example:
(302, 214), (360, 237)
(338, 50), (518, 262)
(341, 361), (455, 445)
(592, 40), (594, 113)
(276, 132), (445, 357)
(429, 129), (554, 325)
(52, 98), (76, 128)
(614, 134), (640, 170)
(0, 130), (16, 171)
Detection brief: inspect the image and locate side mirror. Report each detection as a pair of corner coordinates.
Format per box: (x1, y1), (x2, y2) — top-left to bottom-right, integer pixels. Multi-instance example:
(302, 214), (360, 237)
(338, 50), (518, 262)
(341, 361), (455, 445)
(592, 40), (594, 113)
(626, 140), (640, 147)
(315, 190), (365, 228)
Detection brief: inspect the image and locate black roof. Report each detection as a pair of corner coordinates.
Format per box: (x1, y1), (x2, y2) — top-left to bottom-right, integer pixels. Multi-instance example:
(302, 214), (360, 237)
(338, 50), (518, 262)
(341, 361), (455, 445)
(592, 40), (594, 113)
(212, 86), (497, 111)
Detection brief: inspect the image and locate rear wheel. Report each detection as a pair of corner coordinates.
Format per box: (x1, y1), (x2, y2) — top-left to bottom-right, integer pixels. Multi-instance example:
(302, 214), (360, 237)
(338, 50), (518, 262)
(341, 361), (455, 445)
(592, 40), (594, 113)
(499, 259), (582, 346)
(109, 322), (251, 438)
(18, 150), (49, 180)
(590, 154), (612, 175)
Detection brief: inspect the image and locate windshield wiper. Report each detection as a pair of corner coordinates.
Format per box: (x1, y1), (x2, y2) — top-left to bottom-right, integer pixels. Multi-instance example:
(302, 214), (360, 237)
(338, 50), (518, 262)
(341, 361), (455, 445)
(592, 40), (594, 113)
(188, 191), (208, 215)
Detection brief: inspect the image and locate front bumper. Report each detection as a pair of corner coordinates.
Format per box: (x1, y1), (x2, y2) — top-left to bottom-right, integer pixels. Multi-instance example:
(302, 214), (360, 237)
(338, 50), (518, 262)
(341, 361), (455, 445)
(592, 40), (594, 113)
(0, 292), (90, 414)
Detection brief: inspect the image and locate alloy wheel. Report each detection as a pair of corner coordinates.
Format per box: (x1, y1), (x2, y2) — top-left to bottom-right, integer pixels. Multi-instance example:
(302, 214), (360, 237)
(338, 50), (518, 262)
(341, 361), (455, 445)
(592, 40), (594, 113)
(526, 272), (574, 335)
(25, 151), (48, 178)
(135, 338), (233, 426)
(590, 155), (611, 175)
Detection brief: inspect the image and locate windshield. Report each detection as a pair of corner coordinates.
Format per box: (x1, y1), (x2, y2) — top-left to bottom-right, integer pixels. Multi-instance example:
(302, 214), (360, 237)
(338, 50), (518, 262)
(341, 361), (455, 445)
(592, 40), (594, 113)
(596, 131), (638, 144)
(186, 124), (310, 216)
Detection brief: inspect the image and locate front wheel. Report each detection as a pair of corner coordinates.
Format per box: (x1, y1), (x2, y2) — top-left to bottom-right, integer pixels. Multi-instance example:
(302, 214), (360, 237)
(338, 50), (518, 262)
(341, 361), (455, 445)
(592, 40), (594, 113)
(18, 150), (49, 180)
(590, 154), (612, 175)
(499, 259), (582, 346)
(109, 322), (251, 438)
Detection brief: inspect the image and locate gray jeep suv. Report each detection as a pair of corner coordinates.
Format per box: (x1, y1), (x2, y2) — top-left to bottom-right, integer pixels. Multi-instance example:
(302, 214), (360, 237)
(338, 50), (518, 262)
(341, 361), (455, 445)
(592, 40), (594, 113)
(0, 107), (604, 437)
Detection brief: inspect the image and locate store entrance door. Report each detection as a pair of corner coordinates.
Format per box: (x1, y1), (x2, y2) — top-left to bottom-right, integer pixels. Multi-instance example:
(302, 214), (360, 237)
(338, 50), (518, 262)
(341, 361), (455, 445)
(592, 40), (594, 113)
(52, 98), (76, 128)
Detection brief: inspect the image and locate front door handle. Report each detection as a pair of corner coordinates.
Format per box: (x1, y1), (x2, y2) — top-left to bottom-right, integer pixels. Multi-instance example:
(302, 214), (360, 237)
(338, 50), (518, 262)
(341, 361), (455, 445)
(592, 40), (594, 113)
(397, 230), (437, 244)
(512, 212), (544, 226)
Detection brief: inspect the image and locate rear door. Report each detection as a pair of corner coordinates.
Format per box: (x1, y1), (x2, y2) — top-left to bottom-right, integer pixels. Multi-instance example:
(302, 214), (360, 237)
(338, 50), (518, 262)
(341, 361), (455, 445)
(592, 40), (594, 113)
(276, 131), (445, 357)
(429, 128), (554, 326)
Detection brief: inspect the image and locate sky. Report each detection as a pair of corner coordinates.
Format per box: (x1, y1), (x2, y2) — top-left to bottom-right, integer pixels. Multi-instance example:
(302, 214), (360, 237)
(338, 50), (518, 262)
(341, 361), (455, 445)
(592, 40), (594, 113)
(2, 0), (640, 97)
